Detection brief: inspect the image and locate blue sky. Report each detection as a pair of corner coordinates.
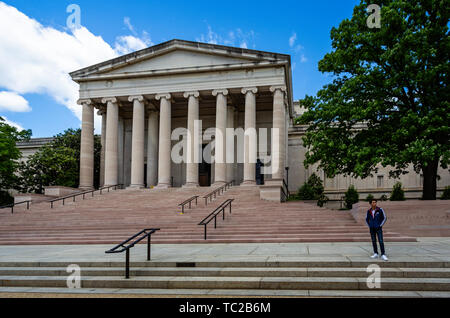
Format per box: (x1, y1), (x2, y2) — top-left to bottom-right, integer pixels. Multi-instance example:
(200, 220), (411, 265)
(0, 0), (360, 137)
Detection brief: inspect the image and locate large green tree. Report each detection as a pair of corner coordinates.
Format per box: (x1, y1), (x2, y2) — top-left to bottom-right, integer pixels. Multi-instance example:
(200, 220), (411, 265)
(0, 117), (31, 204)
(297, 0), (449, 200)
(19, 129), (101, 193)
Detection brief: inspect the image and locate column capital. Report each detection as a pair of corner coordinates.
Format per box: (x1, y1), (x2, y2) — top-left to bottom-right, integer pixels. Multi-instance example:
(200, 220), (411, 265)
(183, 91), (200, 99)
(241, 87), (258, 95)
(128, 95), (145, 103)
(155, 93), (171, 101)
(101, 97), (118, 104)
(270, 85), (287, 93)
(77, 99), (93, 106)
(212, 89), (229, 97)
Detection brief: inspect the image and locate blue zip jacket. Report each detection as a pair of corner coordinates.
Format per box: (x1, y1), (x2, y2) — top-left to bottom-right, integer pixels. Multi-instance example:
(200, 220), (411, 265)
(366, 207), (387, 228)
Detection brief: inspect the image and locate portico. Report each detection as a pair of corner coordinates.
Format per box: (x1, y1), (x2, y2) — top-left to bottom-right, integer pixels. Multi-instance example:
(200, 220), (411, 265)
(71, 40), (293, 201)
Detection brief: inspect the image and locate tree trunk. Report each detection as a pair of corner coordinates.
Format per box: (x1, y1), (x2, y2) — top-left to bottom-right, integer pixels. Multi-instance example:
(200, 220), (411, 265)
(422, 159), (439, 200)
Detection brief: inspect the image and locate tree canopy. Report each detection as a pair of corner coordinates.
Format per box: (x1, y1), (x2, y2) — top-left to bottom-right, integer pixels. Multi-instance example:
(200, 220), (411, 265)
(0, 117), (31, 190)
(297, 0), (449, 199)
(19, 129), (101, 193)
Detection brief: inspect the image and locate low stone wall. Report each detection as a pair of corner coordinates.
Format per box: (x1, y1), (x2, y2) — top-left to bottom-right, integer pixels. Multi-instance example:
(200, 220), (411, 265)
(43, 186), (80, 197)
(350, 200), (450, 237)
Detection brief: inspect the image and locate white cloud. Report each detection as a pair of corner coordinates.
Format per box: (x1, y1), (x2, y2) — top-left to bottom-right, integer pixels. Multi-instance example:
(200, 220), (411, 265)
(289, 32), (297, 48)
(0, 91), (31, 112)
(114, 35), (152, 55)
(124, 17), (136, 35)
(1, 116), (24, 131)
(300, 54), (308, 63)
(0, 2), (154, 134)
(197, 25), (255, 49)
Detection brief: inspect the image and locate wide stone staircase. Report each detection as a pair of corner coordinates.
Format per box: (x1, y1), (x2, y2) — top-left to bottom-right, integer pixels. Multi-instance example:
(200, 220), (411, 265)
(0, 185), (415, 245)
(0, 258), (449, 297)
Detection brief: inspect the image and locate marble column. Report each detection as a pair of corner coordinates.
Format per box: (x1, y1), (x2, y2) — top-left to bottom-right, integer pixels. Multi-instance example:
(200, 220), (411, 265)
(226, 105), (235, 183)
(183, 91), (200, 187)
(212, 89), (228, 185)
(78, 99), (94, 190)
(102, 97), (119, 186)
(155, 93), (172, 188)
(147, 109), (159, 187)
(128, 95), (145, 189)
(99, 109), (107, 187)
(270, 85), (287, 180)
(241, 87), (258, 185)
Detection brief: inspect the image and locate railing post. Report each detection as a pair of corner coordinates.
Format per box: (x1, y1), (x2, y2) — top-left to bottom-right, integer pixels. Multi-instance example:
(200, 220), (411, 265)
(51, 201), (53, 209)
(125, 249), (130, 279)
(214, 215), (217, 228)
(204, 224), (207, 240)
(147, 234), (151, 261)
(230, 201), (232, 214)
(63, 198), (65, 206)
(27, 201), (30, 210)
(222, 207), (225, 220)
(11, 206), (13, 214)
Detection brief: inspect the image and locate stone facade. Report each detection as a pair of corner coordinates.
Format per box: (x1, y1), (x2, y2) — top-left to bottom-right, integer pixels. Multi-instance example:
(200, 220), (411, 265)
(69, 40), (293, 201)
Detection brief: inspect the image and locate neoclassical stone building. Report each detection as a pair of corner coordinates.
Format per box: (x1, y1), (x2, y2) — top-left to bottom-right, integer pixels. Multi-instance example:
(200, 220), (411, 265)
(69, 39), (449, 201)
(70, 39), (291, 200)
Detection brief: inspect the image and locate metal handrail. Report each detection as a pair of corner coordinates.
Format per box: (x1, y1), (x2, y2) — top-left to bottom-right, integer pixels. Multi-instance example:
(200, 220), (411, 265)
(198, 199), (234, 240)
(50, 184), (123, 208)
(178, 195), (199, 214)
(282, 178), (290, 202)
(203, 180), (234, 205)
(105, 228), (160, 279)
(0, 200), (31, 214)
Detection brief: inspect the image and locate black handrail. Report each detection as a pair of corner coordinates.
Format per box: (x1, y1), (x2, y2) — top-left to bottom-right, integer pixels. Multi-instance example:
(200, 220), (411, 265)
(105, 228), (160, 279)
(178, 195), (199, 214)
(282, 179), (290, 202)
(198, 199), (234, 240)
(0, 200), (31, 214)
(203, 180), (234, 205)
(50, 184), (123, 208)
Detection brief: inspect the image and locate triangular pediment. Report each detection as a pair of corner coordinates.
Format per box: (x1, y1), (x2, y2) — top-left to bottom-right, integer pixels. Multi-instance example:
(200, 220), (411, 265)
(70, 39), (290, 80)
(104, 49), (256, 75)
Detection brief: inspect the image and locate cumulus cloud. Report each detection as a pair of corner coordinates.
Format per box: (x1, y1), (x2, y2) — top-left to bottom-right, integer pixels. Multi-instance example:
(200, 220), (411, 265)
(0, 2), (153, 133)
(0, 91), (31, 112)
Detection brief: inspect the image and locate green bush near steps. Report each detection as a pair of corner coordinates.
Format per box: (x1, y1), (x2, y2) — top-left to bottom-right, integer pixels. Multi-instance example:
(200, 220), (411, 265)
(390, 182), (406, 201)
(441, 186), (450, 200)
(344, 185), (359, 209)
(297, 173), (329, 207)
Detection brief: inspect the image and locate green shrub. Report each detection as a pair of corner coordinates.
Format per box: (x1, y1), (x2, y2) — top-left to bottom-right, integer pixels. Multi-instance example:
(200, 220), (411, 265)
(297, 173), (328, 207)
(390, 182), (406, 201)
(298, 173), (324, 200)
(379, 194), (388, 201)
(344, 185), (359, 209)
(366, 194), (375, 202)
(440, 186), (450, 200)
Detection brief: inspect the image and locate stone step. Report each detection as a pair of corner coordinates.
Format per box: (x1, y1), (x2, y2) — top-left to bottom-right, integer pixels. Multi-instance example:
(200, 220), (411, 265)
(1, 266), (449, 278)
(2, 286), (450, 297)
(1, 275), (450, 291)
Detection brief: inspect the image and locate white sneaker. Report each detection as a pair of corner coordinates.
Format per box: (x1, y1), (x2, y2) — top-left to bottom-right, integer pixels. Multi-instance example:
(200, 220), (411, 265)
(381, 255), (389, 261)
(370, 253), (379, 259)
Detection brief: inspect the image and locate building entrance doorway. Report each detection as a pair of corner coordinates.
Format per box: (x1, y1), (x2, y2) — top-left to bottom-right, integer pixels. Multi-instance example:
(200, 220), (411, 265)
(199, 144), (211, 186)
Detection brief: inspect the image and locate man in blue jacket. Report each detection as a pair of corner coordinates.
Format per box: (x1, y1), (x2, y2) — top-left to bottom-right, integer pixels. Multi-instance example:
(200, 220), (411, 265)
(366, 199), (388, 261)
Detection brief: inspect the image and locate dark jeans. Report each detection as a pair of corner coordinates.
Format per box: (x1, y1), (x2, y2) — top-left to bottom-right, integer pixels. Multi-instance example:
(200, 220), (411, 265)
(370, 227), (385, 255)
